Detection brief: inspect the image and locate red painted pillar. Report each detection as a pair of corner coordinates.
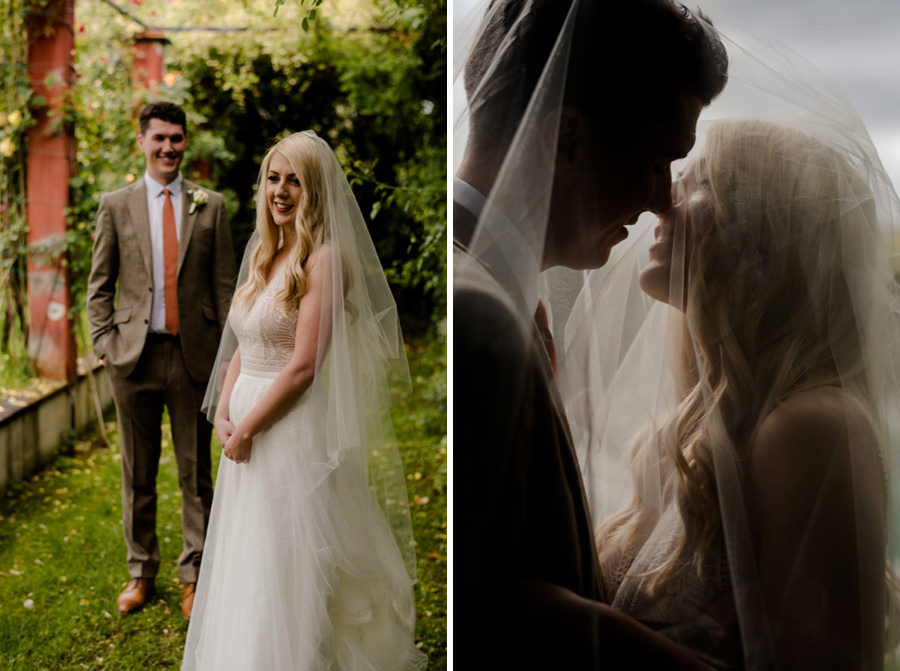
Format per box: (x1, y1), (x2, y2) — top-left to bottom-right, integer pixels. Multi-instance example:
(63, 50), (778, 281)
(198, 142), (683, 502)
(132, 30), (168, 95)
(26, 0), (77, 381)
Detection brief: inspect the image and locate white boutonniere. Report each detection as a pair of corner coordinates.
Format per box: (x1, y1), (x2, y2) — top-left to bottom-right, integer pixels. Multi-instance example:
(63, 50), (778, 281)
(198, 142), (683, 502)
(188, 188), (209, 215)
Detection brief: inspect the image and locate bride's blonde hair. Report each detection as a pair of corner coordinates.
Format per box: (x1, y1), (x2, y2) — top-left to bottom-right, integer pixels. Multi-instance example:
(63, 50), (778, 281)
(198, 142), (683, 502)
(234, 132), (326, 311)
(597, 119), (875, 590)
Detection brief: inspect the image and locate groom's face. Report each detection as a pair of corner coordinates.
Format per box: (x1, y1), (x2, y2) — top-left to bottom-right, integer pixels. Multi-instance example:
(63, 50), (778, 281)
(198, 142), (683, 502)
(137, 118), (187, 186)
(543, 92), (703, 271)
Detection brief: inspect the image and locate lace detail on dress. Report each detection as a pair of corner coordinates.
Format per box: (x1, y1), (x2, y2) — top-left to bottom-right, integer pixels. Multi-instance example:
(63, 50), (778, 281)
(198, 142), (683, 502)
(602, 506), (741, 669)
(229, 269), (298, 373)
(599, 542), (634, 604)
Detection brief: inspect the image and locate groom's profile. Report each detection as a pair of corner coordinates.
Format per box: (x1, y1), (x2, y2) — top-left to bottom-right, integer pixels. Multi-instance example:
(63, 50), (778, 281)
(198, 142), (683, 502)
(86, 101), (235, 621)
(454, 0), (727, 667)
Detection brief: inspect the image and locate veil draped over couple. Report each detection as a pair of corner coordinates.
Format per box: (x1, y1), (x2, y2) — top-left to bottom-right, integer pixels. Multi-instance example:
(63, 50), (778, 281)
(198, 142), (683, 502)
(454, 1), (900, 669)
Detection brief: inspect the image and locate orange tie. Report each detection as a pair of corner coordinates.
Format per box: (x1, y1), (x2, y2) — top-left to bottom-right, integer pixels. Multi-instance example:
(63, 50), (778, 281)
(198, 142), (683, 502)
(162, 188), (179, 336)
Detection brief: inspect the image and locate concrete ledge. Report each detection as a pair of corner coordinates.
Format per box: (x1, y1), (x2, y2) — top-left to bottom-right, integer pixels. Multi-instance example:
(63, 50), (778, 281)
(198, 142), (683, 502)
(0, 365), (113, 495)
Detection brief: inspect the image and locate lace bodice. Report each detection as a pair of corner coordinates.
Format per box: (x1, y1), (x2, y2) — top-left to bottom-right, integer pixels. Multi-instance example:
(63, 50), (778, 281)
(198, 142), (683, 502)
(229, 268), (298, 373)
(601, 506), (741, 669)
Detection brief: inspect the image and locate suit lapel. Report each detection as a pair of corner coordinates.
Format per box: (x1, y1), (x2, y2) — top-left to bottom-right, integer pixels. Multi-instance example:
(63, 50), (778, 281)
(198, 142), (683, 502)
(127, 179), (153, 279)
(177, 179), (198, 275)
(532, 324), (605, 600)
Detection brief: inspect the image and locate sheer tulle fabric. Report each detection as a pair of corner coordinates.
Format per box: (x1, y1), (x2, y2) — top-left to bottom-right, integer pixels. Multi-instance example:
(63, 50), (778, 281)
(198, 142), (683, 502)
(186, 131), (424, 670)
(456, 0), (900, 667)
(558, 12), (900, 670)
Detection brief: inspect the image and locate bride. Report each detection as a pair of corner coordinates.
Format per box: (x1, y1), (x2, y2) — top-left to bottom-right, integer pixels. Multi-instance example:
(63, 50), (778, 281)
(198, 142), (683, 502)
(573, 117), (899, 669)
(551, 6), (900, 666)
(181, 131), (426, 671)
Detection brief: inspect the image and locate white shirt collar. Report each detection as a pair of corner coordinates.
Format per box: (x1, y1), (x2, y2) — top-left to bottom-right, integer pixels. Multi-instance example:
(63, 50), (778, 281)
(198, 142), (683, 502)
(145, 172), (183, 198)
(453, 177), (486, 220)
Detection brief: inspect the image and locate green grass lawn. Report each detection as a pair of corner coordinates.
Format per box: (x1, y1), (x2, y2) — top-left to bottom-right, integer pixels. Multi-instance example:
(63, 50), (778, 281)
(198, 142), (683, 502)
(0, 334), (447, 670)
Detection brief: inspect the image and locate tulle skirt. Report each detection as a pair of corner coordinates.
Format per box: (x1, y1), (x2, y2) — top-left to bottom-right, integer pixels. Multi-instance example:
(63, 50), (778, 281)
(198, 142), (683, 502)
(182, 368), (427, 671)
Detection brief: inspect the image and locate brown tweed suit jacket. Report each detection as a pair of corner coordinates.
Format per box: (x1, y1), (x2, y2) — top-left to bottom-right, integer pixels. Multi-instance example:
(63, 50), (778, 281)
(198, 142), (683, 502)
(86, 177), (235, 381)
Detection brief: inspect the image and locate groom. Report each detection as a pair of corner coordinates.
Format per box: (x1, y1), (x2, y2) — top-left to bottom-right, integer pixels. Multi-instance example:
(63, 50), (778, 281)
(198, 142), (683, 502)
(454, 0), (727, 667)
(87, 101), (235, 620)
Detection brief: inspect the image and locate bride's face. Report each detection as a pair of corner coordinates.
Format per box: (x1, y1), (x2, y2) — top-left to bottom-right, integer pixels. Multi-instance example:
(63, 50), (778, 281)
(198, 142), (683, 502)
(266, 150), (304, 229)
(639, 152), (715, 307)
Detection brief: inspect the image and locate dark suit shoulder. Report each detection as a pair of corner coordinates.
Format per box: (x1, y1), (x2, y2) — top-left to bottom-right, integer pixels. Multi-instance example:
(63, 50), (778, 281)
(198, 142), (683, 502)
(455, 281), (531, 361)
(454, 280), (549, 481)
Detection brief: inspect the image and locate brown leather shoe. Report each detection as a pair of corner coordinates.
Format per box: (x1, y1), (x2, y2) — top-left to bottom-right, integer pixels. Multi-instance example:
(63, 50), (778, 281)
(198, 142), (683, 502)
(181, 582), (196, 621)
(116, 577), (155, 616)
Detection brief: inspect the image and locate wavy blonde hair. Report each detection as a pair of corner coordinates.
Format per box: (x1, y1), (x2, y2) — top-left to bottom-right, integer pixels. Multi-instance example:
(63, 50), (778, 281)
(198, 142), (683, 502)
(234, 131), (327, 311)
(597, 119), (875, 591)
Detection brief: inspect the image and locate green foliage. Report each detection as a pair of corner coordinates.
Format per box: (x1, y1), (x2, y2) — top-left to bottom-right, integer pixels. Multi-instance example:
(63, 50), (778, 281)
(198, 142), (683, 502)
(0, 335), (446, 669)
(274, 0), (324, 29)
(66, 29), (141, 317)
(0, 0), (35, 379)
(332, 0), (447, 329)
(394, 333), (447, 666)
(72, 0), (447, 333)
(1, 0), (446, 389)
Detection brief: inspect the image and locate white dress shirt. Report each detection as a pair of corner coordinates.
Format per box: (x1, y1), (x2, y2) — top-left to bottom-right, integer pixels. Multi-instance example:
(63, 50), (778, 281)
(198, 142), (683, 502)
(144, 172), (184, 333)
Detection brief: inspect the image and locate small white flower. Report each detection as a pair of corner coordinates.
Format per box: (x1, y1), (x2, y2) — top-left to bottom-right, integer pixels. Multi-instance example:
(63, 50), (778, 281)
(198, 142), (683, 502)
(188, 188), (209, 215)
(24, 598), (34, 610)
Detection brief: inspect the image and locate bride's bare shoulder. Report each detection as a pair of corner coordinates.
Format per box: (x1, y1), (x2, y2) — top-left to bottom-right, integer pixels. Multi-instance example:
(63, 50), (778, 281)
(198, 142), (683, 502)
(748, 388), (879, 502)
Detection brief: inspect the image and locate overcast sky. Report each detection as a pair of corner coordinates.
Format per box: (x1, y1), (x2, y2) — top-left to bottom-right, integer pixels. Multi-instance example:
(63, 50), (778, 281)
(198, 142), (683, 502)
(452, 0), (900, 192)
(703, 0), (900, 192)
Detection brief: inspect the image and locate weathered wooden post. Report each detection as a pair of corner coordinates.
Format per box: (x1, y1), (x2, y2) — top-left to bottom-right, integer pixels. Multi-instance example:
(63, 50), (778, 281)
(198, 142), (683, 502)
(25, 0), (77, 381)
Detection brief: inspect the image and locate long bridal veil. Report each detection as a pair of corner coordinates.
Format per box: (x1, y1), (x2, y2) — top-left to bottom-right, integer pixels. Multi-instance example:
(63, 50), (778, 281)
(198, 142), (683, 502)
(557, 9), (900, 670)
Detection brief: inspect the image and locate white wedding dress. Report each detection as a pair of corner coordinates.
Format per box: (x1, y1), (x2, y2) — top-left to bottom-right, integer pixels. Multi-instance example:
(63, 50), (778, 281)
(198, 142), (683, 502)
(182, 267), (426, 671)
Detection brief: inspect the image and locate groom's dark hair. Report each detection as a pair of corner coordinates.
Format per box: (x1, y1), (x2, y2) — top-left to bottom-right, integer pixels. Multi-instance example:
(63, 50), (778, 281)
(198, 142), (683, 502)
(139, 101), (187, 135)
(464, 0), (728, 157)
